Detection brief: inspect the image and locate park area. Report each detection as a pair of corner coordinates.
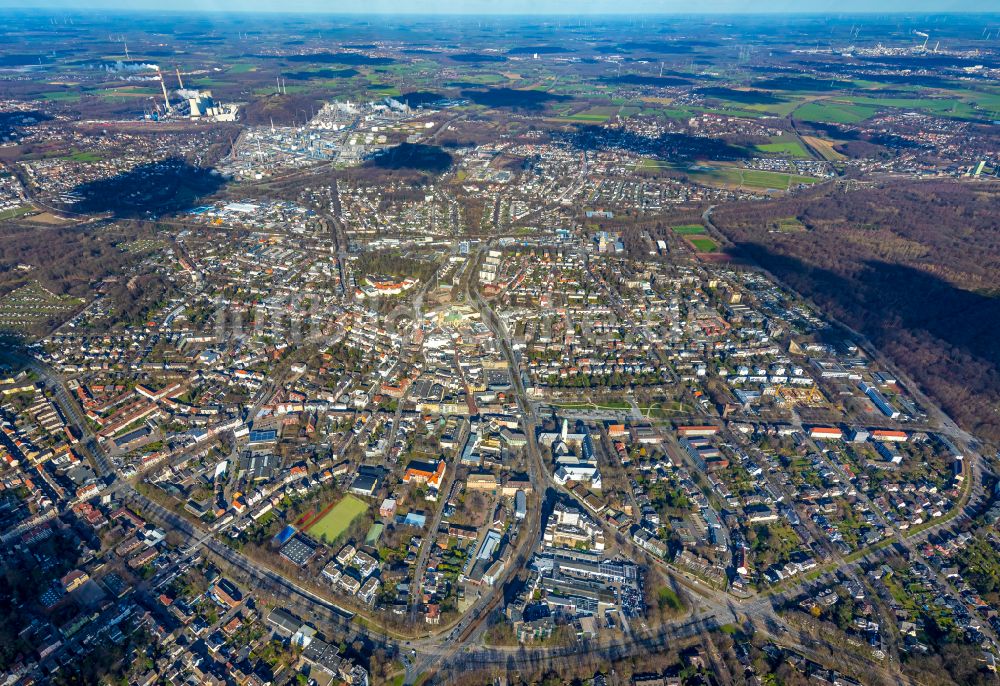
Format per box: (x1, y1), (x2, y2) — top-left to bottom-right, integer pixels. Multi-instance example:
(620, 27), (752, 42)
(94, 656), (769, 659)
(304, 494), (368, 542)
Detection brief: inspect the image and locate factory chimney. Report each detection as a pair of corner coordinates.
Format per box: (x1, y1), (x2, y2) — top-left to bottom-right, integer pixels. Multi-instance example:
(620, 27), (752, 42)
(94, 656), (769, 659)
(158, 70), (171, 111)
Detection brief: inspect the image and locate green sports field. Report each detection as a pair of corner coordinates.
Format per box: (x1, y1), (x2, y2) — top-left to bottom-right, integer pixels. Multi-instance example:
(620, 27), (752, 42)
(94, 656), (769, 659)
(672, 224), (706, 235)
(307, 494), (368, 542)
(689, 237), (719, 252)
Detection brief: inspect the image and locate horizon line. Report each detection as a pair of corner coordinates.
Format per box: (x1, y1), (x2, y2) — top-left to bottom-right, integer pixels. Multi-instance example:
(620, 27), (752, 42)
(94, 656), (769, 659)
(4, 6), (1000, 16)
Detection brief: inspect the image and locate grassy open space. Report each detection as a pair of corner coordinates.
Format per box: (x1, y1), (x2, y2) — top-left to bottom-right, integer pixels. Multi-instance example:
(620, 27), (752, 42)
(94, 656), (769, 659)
(635, 158), (676, 171)
(559, 111), (612, 123)
(551, 400), (632, 410)
(756, 136), (810, 159)
(769, 217), (807, 233)
(949, 88), (1000, 117)
(0, 205), (34, 221)
(844, 95), (977, 120)
(739, 99), (805, 117)
(41, 91), (82, 102)
(306, 494), (368, 542)
(189, 78), (237, 89)
(689, 237), (719, 252)
(368, 82), (402, 96)
(657, 106), (701, 119)
(641, 401), (696, 419)
(65, 150), (104, 162)
(793, 100), (880, 124)
(672, 224), (706, 235)
(687, 166), (820, 191)
(99, 88), (157, 99)
(848, 90), (1000, 121)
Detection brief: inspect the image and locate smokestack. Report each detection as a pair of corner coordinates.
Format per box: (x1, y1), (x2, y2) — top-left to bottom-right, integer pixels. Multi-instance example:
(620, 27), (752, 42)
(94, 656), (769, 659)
(176, 67), (184, 90)
(158, 70), (171, 111)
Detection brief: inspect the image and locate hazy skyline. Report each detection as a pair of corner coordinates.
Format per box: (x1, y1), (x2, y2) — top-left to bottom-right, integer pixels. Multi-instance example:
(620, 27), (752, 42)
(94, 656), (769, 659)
(4, 0), (997, 14)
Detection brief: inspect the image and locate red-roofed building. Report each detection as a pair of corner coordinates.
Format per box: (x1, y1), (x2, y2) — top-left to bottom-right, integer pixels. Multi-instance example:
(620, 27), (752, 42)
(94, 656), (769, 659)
(809, 427), (843, 440)
(403, 459), (446, 490)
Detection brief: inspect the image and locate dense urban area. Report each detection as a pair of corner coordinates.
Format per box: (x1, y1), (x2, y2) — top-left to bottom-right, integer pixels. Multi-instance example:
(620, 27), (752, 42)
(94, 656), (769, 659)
(0, 8), (999, 686)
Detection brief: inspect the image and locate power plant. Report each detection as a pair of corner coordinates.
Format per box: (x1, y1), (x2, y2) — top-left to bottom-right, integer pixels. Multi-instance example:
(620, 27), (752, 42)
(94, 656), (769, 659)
(145, 67), (238, 122)
(179, 89), (239, 121)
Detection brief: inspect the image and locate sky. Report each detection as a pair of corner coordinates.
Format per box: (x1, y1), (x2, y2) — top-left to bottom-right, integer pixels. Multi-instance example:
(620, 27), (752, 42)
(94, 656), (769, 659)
(6, 0), (997, 13)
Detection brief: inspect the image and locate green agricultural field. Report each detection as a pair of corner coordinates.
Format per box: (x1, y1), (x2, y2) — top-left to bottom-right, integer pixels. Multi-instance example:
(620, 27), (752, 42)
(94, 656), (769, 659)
(560, 114), (608, 122)
(740, 99), (805, 117)
(190, 78), (237, 89)
(688, 166), (819, 191)
(100, 91), (157, 100)
(954, 89), (1000, 117)
(848, 89), (1000, 120)
(41, 91), (82, 102)
(307, 494), (368, 542)
(689, 237), (719, 252)
(844, 96), (977, 120)
(317, 78), (360, 90)
(559, 106), (617, 123)
(657, 106), (698, 119)
(793, 100), (880, 124)
(452, 73), (505, 85)
(369, 85), (402, 96)
(672, 224), (706, 235)
(756, 137), (810, 159)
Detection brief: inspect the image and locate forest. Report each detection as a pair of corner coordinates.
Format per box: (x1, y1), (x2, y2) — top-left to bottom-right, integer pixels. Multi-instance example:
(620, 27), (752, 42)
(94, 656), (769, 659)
(711, 178), (1000, 443)
(0, 219), (174, 336)
(367, 143), (453, 173)
(69, 158), (226, 218)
